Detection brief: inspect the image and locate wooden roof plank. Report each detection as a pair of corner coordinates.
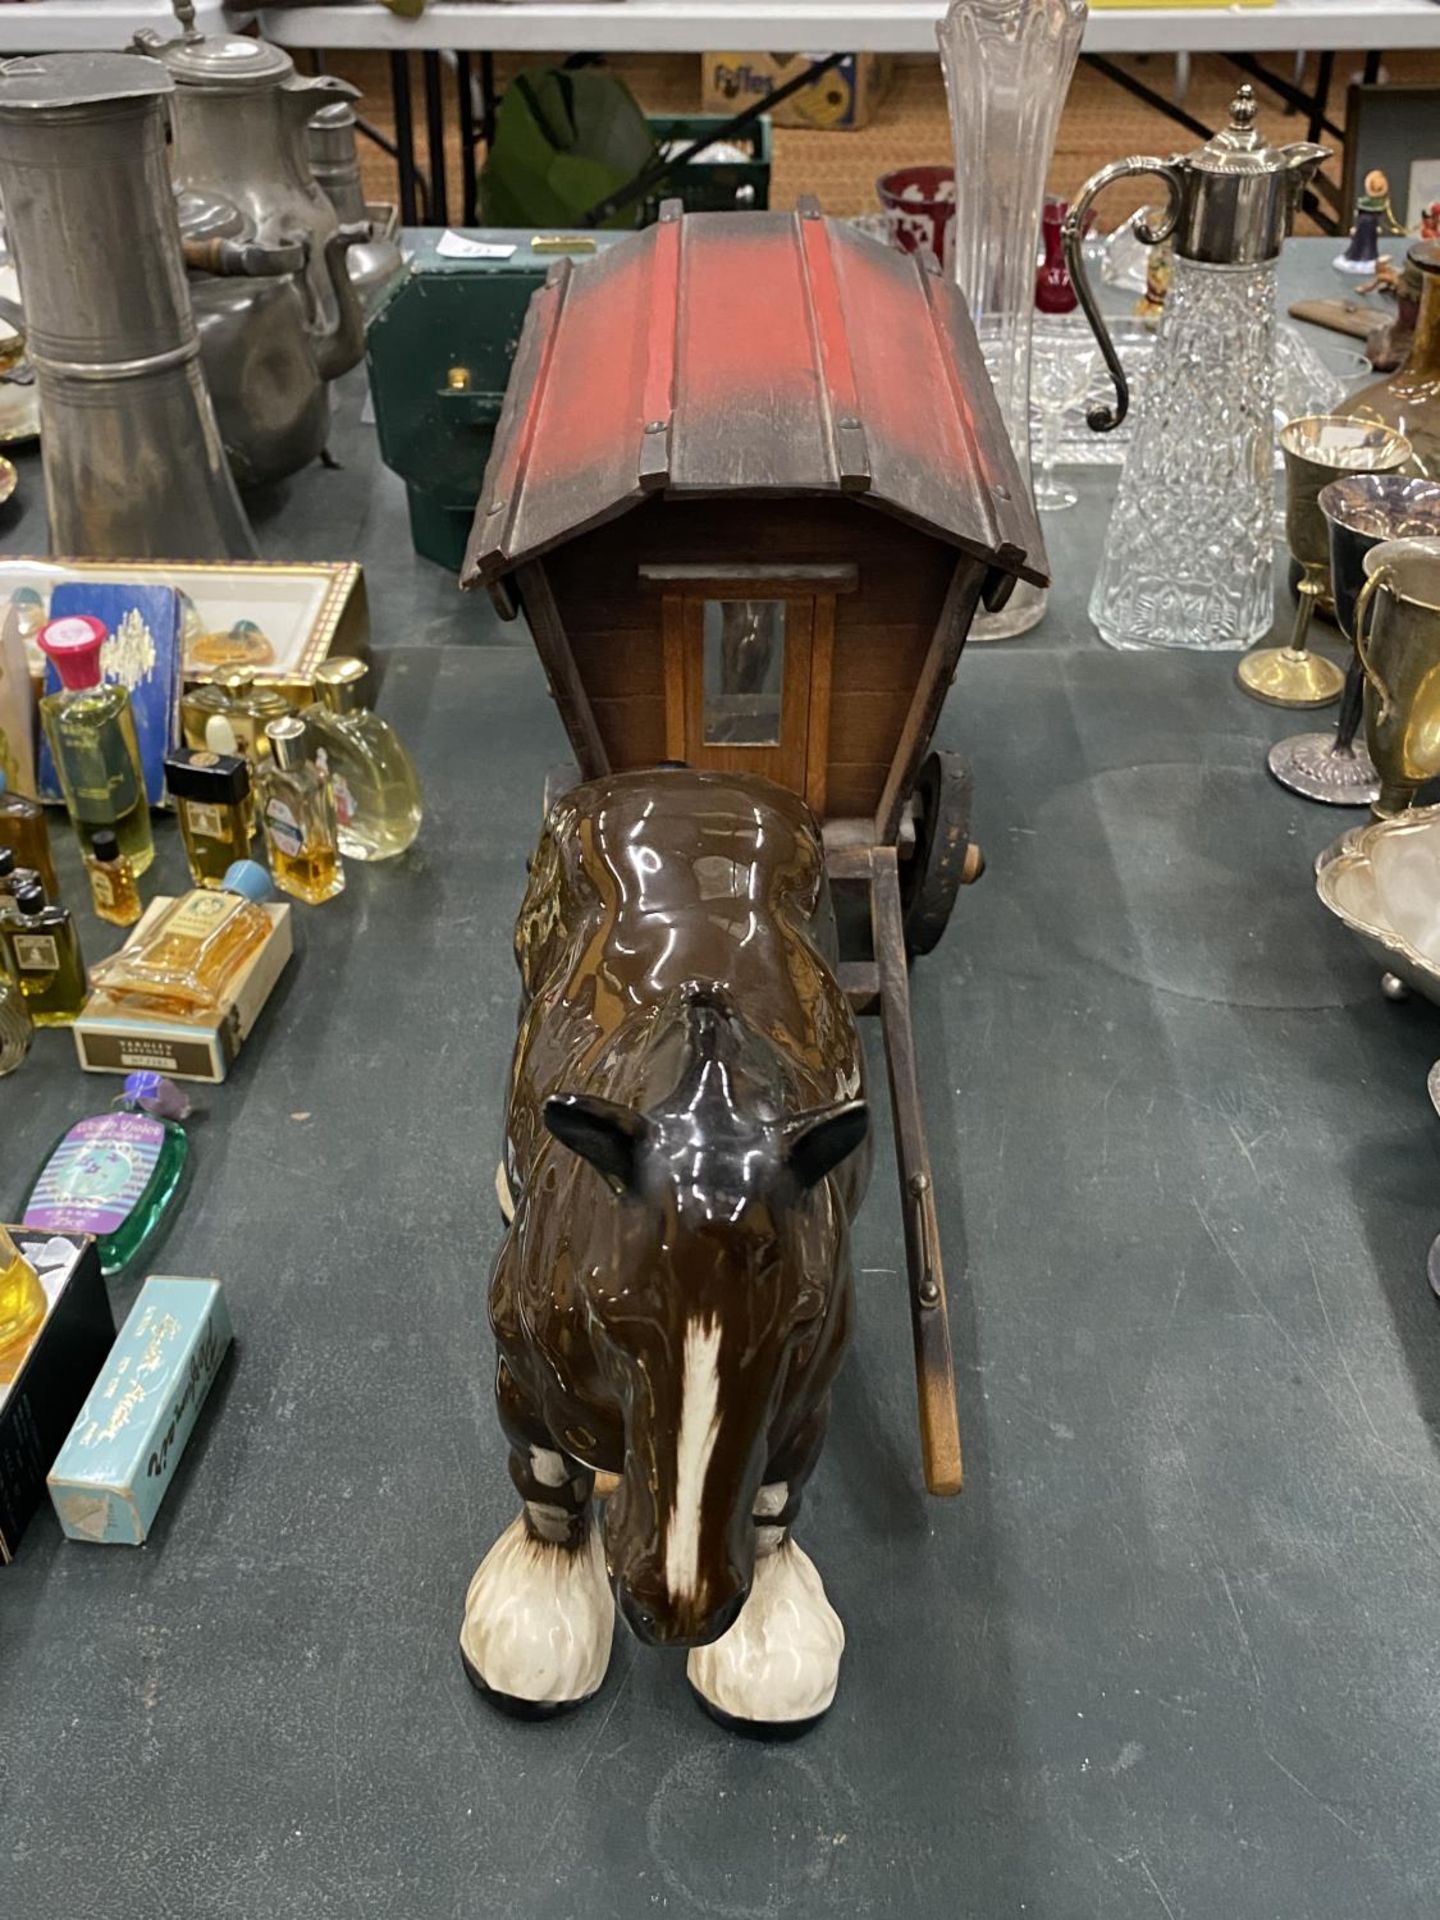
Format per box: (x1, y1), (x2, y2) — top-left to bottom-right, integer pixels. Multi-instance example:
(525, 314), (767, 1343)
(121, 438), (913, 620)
(463, 209), (1046, 593)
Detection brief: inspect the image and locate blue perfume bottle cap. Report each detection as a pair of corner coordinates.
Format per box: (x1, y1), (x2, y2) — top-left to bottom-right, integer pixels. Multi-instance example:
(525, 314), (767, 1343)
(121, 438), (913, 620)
(122, 1072), (191, 1121)
(222, 859), (276, 905)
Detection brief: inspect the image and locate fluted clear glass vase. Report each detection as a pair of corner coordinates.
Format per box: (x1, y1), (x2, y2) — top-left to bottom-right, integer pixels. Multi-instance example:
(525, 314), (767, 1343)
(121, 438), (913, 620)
(1089, 256), (1278, 651)
(939, 0), (1087, 639)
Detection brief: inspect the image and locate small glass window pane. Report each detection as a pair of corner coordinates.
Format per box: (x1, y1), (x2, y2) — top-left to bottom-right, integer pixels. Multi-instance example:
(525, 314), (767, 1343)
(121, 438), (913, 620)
(702, 599), (786, 746)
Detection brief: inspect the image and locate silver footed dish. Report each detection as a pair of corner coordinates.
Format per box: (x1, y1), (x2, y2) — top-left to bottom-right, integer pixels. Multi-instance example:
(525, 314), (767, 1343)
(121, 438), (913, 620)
(1316, 803), (1440, 1000)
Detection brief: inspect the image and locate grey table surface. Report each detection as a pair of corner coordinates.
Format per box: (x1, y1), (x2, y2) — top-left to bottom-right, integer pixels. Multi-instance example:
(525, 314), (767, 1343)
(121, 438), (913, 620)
(3, 236), (1440, 1920)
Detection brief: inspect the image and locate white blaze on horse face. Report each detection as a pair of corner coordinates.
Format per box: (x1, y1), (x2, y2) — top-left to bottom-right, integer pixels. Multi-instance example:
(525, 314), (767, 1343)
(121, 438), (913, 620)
(664, 1316), (724, 1607)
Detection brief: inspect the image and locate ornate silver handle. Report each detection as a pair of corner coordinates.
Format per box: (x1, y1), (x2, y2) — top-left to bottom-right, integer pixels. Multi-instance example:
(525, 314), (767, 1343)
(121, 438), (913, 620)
(1061, 158), (1183, 433)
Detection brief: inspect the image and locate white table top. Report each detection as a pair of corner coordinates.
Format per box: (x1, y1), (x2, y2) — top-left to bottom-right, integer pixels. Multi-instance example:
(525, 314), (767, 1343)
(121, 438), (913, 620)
(252, 0), (1440, 56)
(0, 0), (240, 51)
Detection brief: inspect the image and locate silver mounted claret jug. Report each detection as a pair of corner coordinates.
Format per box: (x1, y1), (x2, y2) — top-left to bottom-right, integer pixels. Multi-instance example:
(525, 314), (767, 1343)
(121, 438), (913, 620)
(1062, 85), (1329, 652)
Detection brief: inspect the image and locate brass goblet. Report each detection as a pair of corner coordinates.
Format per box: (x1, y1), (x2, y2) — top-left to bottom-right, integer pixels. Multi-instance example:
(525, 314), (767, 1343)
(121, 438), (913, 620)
(1353, 536), (1440, 817)
(1238, 415), (1412, 709)
(1269, 474), (1440, 804)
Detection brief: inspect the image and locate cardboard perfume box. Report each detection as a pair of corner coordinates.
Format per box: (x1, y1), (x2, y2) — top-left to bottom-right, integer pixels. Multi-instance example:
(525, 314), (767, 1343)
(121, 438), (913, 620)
(73, 898), (293, 1084)
(49, 1276), (232, 1546)
(0, 1228), (114, 1563)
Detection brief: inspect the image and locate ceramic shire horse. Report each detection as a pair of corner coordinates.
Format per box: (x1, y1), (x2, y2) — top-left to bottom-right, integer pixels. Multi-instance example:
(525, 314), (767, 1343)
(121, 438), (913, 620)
(460, 768), (871, 1731)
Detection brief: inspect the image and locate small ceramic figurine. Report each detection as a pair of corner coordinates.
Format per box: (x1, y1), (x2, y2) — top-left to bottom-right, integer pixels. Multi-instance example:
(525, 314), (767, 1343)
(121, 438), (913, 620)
(1335, 169), (1401, 276)
(460, 768), (870, 1733)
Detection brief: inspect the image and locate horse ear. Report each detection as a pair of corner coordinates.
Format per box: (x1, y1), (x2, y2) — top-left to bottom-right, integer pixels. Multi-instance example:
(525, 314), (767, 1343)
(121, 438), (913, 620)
(543, 1093), (650, 1194)
(781, 1100), (869, 1191)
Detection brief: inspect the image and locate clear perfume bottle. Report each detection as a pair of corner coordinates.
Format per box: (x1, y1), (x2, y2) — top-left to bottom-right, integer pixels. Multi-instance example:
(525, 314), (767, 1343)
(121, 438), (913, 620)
(258, 716), (345, 904)
(309, 658), (423, 860)
(84, 828), (143, 928)
(0, 1225), (47, 1385)
(165, 746), (253, 888)
(37, 615), (155, 874)
(22, 1072), (192, 1277)
(2, 882), (88, 1026)
(0, 964), (32, 1076)
(0, 767), (59, 898)
(88, 861), (275, 1016)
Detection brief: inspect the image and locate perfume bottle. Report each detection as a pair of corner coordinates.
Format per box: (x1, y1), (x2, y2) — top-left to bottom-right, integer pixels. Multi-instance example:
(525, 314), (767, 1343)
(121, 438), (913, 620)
(83, 828), (142, 927)
(182, 666), (290, 761)
(0, 768), (59, 898)
(0, 1225), (47, 1385)
(165, 746), (252, 887)
(259, 716), (345, 904)
(309, 658), (423, 861)
(0, 846), (40, 924)
(88, 861), (275, 1016)
(37, 615), (155, 875)
(0, 966), (32, 1076)
(22, 1073), (192, 1277)
(1, 882), (87, 1025)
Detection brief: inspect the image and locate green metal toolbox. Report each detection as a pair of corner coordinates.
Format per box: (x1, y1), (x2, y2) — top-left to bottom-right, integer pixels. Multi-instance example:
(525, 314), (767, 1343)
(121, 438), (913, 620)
(365, 229), (629, 575)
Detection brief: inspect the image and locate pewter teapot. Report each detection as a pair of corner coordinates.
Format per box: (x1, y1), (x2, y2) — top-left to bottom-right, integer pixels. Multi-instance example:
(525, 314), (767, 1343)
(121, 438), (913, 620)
(134, 9), (368, 485)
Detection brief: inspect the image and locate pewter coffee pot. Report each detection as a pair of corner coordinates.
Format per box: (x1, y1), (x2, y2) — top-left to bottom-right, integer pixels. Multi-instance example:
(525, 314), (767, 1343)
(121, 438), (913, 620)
(135, 8), (368, 486)
(1061, 86), (1329, 654)
(0, 52), (255, 558)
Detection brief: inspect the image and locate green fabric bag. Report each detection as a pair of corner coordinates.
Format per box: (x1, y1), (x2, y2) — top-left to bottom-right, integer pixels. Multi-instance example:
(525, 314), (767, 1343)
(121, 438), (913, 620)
(478, 68), (657, 230)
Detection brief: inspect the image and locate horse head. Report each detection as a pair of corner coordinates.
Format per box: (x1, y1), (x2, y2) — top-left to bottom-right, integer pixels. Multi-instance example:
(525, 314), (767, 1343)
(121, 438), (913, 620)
(542, 985), (867, 1648)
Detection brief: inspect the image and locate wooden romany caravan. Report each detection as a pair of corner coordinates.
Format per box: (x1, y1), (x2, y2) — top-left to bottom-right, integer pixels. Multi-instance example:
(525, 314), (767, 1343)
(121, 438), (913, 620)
(463, 198), (1046, 1500)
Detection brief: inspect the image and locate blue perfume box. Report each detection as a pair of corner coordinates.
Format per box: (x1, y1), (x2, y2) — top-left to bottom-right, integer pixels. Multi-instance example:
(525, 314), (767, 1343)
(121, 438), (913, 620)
(47, 1276), (232, 1545)
(37, 582), (183, 806)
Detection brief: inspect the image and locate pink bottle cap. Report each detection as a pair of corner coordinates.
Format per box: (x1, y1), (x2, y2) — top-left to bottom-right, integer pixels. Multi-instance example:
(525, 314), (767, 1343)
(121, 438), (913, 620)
(37, 614), (108, 690)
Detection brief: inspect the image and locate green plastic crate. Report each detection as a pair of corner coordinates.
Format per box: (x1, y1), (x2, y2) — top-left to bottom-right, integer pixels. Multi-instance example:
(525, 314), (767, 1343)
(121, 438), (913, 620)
(643, 114), (772, 217)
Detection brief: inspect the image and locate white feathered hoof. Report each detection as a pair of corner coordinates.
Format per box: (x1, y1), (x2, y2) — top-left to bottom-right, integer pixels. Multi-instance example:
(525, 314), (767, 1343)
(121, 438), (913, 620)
(460, 1513), (615, 1717)
(686, 1538), (844, 1736)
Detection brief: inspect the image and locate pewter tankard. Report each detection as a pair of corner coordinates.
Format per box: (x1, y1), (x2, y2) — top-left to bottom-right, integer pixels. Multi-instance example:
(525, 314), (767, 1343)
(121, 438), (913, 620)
(0, 52), (255, 559)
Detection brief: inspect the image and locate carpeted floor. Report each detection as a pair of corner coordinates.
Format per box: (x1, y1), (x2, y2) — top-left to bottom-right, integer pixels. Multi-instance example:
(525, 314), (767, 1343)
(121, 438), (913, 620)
(323, 46), (1440, 235)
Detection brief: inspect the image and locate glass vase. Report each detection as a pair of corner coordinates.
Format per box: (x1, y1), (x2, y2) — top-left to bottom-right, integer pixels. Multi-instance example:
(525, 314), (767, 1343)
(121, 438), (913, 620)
(1089, 256), (1278, 652)
(938, 0), (1087, 639)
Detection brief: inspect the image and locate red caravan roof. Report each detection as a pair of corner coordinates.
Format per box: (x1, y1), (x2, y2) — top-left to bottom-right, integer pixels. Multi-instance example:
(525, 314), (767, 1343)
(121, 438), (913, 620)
(462, 200), (1048, 592)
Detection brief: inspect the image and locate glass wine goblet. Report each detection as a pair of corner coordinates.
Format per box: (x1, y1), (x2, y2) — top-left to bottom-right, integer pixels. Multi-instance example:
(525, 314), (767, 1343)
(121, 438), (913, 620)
(1030, 328), (1098, 512)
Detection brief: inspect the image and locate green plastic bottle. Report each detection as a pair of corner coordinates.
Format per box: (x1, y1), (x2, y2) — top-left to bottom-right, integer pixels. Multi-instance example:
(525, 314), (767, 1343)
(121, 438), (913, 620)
(21, 1073), (191, 1276)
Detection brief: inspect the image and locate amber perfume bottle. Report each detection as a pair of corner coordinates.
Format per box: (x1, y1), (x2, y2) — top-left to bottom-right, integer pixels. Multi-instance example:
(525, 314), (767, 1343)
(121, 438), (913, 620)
(310, 658), (423, 860)
(84, 829), (142, 927)
(37, 615), (155, 876)
(88, 861), (275, 1016)
(165, 747), (252, 887)
(1351, 240), (1440, 479)
(0, 768), (59, 898)
(0, 1225), (47, 1386)
(258, 716), (344, 905)
(2, 882), (88, 1025)
(182, 666), (289, 759)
